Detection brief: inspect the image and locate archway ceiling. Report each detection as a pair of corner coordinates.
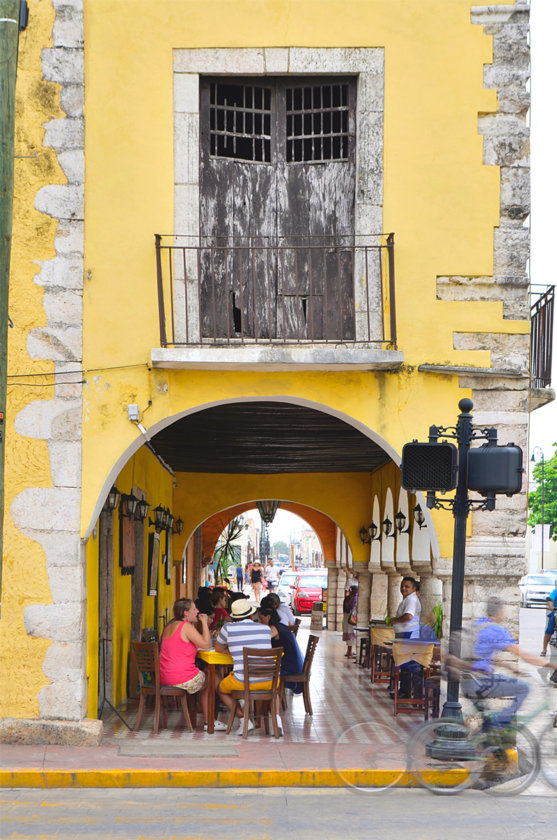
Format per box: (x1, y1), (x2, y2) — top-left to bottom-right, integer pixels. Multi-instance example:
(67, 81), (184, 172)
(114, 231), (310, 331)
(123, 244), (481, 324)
(150, 402), (390, 474)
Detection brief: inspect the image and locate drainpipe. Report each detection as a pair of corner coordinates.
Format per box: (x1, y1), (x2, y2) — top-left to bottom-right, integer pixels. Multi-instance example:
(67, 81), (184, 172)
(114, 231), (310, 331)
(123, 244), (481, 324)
(0, 1), (28, 614)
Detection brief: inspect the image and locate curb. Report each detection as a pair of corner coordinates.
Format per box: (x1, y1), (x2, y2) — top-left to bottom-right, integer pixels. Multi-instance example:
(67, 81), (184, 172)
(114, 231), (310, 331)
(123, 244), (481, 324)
(0, 768), (417, 789)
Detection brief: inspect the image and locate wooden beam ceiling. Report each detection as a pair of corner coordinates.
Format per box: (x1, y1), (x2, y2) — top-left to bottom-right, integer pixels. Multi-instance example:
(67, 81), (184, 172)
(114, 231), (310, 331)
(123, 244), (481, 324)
(149, 402), (390, 474)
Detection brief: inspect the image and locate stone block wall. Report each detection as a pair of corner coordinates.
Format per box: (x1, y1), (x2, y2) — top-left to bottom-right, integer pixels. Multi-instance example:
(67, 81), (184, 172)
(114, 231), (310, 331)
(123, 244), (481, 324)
(12, 0), (86, 721)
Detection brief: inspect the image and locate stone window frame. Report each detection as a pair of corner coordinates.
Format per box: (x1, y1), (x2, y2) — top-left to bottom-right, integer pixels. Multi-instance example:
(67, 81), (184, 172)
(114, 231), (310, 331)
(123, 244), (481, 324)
(173, 47), (384, 343)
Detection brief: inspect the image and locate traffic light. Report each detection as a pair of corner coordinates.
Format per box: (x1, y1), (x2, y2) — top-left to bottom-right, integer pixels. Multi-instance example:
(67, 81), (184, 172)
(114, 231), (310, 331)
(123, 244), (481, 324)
(401, 441), (458, 493)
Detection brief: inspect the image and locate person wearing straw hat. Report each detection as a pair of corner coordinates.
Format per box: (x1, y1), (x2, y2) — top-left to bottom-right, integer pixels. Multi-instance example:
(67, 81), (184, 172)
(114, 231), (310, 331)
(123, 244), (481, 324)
(215, 597), (280, 733)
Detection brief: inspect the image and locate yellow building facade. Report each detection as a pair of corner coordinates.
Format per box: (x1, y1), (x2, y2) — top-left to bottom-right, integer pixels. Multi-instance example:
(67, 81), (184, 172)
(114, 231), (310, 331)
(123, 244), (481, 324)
(2, 0), (548, 730)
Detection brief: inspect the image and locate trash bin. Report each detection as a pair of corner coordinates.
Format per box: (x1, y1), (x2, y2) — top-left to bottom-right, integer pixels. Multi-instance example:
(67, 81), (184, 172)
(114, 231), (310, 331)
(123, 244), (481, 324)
(310, 601), (323, 631)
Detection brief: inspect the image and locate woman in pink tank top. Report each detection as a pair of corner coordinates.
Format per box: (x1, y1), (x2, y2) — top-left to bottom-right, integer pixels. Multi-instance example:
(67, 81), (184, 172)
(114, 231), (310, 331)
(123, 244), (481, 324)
(159, 598), (226, 729)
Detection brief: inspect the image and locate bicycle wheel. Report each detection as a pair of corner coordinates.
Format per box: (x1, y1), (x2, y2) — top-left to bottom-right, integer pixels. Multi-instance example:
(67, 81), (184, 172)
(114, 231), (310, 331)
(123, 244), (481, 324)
(406, 718), (483, 795)
(330, 721), (406, 793)
(481, 724), (540, 796)
(539, 718), (557, 791)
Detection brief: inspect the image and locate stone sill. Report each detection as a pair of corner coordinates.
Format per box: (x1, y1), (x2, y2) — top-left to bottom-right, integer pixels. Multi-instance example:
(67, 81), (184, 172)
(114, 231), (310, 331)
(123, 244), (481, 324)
(530, 387), (555, 412)
(151, 345), (404, 372)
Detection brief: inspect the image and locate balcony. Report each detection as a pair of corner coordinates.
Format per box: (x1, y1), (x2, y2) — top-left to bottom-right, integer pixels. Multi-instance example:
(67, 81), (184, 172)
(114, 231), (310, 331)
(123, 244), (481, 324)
(151, 234), (404, 371)
(530, 284), (555, 407)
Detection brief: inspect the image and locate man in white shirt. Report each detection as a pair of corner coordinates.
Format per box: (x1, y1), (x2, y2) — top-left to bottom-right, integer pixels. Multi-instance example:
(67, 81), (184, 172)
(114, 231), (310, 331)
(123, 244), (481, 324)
(264, 559), (279, 593)
(391, 577), (421, 639)
(266, 592), (295, 629)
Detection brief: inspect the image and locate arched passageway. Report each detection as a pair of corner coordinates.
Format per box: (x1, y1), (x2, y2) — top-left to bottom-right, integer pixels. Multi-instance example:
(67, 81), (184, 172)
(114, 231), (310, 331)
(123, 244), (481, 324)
(89, 398), (439, 717)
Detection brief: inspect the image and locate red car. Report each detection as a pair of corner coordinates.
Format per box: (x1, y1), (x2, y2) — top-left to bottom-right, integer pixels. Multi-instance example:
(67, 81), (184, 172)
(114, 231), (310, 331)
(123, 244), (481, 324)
(291, 570), (328, 615)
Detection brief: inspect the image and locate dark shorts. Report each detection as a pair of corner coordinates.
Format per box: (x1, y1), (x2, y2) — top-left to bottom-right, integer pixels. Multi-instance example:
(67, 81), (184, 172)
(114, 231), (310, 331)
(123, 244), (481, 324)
(546, 611), (556, 636)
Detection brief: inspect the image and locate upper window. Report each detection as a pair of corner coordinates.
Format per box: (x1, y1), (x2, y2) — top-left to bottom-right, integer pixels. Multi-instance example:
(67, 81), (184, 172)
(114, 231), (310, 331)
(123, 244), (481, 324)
(286, 83), (350, 163)
(205, 77), (355, 165)
(209, 82), (272, 163)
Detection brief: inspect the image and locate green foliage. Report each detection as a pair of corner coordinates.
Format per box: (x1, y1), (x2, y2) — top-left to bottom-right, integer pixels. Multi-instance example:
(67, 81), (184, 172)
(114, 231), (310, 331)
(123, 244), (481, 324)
(272, 540), (289, 556)
(430, 603), (443, 639)
(528, 442), (557, 541)
(213, 517), (244, 583)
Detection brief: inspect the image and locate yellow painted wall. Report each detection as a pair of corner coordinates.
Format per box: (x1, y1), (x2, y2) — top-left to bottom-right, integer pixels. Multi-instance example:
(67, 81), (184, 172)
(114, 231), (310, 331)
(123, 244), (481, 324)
(103, 447), (174, 709)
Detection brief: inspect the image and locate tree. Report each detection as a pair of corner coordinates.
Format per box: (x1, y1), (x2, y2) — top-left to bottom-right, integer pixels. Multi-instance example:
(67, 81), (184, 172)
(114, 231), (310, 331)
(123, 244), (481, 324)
(272, 540), (289, 556)
(213, 517), (244, 583)
(528, 442), (557, 541)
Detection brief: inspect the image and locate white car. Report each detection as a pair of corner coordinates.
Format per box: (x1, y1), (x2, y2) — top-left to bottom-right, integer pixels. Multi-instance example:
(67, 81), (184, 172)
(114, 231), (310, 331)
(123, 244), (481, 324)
(519, 573), (556, 608)
(276, 571), (298, 606)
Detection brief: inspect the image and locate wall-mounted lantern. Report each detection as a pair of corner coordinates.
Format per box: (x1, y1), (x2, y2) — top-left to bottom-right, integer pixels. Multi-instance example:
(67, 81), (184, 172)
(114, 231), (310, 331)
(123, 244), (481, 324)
(382, 516), (395, 538)
(413, 504), (426, 529)
(120, 492), (139, 519)
(359, 521), (380, 544)
(173, 516), (184, 535)
(134, 498), (150, 522)
(149, 504), (167, 533)
(394, 510), (411, 534)
(104, 485), (120, 512)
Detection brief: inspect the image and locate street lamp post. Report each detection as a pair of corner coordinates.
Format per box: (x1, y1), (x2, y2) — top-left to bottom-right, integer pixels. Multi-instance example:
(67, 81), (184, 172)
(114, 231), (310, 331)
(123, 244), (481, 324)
(531, 446), (545, 570)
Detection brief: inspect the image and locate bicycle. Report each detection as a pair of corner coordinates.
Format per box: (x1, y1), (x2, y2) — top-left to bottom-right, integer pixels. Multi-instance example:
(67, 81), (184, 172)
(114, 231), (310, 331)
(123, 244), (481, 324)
(406, 671), (555, 796)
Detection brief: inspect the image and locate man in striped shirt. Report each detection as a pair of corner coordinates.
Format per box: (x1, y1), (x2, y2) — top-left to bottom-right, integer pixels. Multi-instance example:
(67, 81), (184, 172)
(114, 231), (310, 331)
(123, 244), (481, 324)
(215, 598), (281, 733)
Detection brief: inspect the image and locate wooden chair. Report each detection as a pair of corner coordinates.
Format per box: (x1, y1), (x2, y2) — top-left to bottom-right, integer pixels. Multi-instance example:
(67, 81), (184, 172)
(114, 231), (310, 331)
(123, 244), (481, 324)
(392, 641), (434, 717)
(292, 618), (302, 637)
(131, 641), (194, 735)
(280, 634), (319, 715)
(225, 647), (283, 738)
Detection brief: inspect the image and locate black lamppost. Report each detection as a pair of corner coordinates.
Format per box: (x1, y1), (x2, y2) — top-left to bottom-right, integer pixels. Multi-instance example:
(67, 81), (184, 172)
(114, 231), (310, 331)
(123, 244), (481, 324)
(531, 446), (545, 570)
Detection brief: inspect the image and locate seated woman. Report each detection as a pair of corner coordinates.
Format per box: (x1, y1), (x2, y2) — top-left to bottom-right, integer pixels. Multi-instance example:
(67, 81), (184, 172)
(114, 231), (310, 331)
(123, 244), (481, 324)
(159, 597), (227, 731)
(258, 596), (304, 693)
(210, 589), (231, 633)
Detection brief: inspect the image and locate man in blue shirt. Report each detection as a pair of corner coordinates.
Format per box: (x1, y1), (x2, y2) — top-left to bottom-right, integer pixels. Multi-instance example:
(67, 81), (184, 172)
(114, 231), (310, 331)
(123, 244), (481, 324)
(462, 596), (556, 728)
(541, 579), (557, 657)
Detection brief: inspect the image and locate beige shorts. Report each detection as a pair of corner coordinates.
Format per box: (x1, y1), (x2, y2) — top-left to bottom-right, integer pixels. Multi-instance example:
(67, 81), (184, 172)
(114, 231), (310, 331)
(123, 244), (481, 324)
(171, 670), (206, 694)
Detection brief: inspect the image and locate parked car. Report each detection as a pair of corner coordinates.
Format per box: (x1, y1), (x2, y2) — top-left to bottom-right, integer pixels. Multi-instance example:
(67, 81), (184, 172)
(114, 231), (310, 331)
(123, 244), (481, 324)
(519, 573), (556, 608)
(291, 569), (328, 615)
(276, 571), (298, 605)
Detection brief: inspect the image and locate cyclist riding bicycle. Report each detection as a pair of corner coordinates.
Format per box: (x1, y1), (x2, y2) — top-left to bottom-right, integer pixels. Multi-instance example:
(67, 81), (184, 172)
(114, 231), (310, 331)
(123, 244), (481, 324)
(455, 596), (557, 729)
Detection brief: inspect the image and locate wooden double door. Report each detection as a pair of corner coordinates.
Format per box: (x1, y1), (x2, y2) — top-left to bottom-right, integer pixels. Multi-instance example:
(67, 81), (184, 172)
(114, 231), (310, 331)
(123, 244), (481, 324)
(199, 76), (356, 341)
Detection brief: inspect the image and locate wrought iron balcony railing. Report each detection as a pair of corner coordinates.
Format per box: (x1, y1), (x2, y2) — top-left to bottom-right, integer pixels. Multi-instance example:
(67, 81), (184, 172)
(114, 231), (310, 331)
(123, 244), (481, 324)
(155, 234), (397, 349)
(530, 284), (554, 389)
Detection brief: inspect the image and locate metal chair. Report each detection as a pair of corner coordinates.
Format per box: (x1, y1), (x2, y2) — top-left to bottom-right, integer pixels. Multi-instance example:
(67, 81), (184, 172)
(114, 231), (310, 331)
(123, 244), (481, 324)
(280, 634), (319, 715)
(131, 641), (194, 735)
(224, 647), (283, 738)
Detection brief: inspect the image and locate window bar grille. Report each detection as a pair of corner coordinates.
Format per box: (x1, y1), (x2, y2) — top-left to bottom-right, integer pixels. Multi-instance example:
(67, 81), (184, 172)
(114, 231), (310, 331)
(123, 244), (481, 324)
(238, 245), (245, 344)
(210, 247), (217, 343)
(323, 247), (329, 343)
(167, 246), (175, 346)
(308, 245), (314, 341)
(196, 247), (202, 343)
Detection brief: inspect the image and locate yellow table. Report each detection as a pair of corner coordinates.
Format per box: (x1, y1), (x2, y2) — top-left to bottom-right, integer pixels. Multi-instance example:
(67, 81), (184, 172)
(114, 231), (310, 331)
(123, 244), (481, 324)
(197, 649), (233, 734)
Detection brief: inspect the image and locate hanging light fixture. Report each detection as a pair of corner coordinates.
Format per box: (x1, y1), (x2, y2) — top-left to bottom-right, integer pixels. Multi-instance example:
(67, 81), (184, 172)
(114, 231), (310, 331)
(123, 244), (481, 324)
(134, 498), (149, 522)
(382, 516), (395, 538)
(104, 485), (121, 512)
(256, 500), (280, 524)
(413, 504), (427, 529)
(394, 510), (411, 534)
(120, 492), (139, 518)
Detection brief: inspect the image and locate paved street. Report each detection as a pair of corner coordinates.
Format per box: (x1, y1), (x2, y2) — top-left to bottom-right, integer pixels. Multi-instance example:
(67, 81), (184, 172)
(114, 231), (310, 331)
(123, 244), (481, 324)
(2, 787), (556, 840)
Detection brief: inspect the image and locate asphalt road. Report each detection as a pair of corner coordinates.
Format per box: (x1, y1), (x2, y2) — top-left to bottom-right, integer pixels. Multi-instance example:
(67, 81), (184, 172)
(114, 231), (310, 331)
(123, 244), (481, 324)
(2, 787), (557, 840)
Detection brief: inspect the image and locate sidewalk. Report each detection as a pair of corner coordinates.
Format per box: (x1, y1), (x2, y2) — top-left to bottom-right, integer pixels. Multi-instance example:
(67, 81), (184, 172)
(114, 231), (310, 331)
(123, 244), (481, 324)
(1, 621), (414, 788)
(1, 610), (554, 789)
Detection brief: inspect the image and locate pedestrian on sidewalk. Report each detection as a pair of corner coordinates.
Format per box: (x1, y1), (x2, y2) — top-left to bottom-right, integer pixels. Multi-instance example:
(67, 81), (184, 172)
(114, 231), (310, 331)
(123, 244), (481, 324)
(235, 563), (244, 592)
(342, 584), (358, 659)
(540, 578), (557, 656)
(250, 559), (263, 604)
(264, 558), (279, 593)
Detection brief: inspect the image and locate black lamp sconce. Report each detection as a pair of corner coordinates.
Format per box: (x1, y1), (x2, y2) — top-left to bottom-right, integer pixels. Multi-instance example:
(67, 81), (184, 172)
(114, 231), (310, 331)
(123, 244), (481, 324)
(394, 510), (411, 534)
(149, 504), (183, 534)
(382, 517), (396, 539)
(359, 521), (380, 544)
(120, 492), (139, 519)
(413, 504), (427, 529)
(103, 485), (121, 513)
(134, 498), (150, 522)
